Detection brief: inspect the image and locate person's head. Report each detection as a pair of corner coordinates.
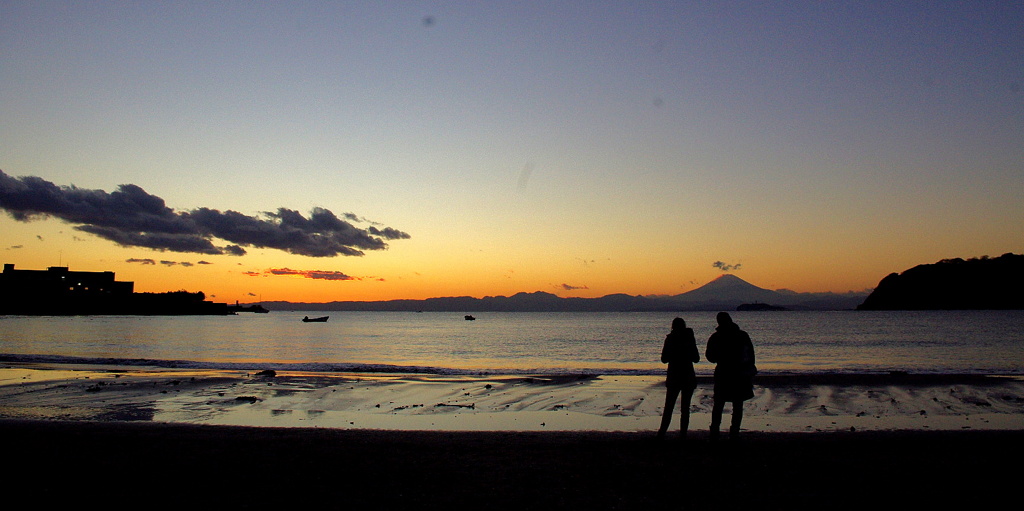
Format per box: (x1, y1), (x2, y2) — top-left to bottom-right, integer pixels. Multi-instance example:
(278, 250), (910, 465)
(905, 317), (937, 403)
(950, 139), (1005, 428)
(716, 312), (734, 326)
(671, 317), (686, 330)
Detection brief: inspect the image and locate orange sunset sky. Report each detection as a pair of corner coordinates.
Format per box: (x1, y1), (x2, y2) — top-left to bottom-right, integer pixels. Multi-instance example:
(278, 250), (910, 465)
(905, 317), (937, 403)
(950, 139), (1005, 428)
(2, 2), (1021, 304)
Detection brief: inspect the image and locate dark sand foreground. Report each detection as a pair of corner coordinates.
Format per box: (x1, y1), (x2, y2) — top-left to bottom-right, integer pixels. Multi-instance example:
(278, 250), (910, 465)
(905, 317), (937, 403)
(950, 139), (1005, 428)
(4, 366), (1023, 509)
(5, 419), (1020, 510)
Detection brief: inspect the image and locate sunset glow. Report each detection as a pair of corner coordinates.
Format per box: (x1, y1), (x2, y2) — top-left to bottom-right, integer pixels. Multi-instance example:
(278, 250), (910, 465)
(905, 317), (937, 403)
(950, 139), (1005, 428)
(2, 2), (1021, 304)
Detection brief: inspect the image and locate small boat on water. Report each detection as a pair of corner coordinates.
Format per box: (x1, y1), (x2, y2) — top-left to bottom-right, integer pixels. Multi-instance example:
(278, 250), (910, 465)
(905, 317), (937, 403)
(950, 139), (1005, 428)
(464, 315), (475, 321)
(302, 316), (329, 322)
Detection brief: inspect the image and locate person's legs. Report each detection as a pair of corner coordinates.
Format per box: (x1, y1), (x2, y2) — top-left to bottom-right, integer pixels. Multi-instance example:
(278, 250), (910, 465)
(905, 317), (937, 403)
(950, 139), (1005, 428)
(657, 387), (680, 437)
(710, 398), (725, 439)
(729, 400), (744, 438)
(678, 386), (695, 437)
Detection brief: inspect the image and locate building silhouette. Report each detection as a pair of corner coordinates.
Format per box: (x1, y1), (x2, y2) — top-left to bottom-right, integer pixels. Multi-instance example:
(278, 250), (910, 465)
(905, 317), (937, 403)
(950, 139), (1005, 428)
(2, 263), (134, 297)
(1, 263), (228, 315)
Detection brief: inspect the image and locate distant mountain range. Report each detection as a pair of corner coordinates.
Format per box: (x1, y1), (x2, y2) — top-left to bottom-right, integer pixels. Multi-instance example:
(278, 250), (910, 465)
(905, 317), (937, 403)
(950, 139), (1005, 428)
(257, 274), (868, 312)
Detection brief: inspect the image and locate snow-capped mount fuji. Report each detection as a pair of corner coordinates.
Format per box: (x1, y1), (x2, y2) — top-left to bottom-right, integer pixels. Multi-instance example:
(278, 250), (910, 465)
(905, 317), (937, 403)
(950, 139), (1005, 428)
(668, 274), (867, 310)
(673, 274), (786, 306)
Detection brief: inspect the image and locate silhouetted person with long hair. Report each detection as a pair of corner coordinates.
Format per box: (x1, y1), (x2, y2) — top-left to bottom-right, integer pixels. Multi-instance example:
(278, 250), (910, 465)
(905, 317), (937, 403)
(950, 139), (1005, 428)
(657, 317), (700, 439)
(705, 312), (756, 440)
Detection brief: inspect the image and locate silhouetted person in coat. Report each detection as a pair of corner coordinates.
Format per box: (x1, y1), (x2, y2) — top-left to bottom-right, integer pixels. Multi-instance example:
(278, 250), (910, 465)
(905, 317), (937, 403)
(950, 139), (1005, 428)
(657, 317), (700, 439)
(705, 312), (756, 440)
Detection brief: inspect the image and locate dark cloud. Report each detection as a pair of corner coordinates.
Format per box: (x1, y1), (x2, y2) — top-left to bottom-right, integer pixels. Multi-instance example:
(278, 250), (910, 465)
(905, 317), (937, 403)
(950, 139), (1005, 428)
(367, 226), (412, 240)
(169, 261), (189, 267)
(80, 225), (223, 254)
(712, 261), (742, 272)
(248, 267), (359, 281)
(127, 258), (196, 267)
(560, 283), (589, 291)
(343, 212), (381, 225)
(0, 170), (410, 257)
(223, 245), (246, 256)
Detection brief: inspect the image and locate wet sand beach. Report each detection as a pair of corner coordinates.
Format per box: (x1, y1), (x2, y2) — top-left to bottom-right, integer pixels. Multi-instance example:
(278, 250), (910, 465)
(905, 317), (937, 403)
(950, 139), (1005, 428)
(2, 364), (1022, 509)
(2, 364), (1022, 432)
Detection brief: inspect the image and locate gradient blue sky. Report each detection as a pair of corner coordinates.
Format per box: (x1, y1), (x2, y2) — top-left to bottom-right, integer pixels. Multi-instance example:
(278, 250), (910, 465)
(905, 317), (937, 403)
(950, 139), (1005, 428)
(2, 1), (1021, 302)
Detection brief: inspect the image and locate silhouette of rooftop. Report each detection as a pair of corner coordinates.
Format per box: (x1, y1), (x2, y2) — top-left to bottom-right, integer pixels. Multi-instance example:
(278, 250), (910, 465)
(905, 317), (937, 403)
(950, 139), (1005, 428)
(1, 263), (229, 315)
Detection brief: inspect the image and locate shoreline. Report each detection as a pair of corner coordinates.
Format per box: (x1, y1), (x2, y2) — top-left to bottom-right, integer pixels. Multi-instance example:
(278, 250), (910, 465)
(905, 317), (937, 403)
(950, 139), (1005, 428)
(4, 352), (1021, 379)
(2, 362), (1022, 433)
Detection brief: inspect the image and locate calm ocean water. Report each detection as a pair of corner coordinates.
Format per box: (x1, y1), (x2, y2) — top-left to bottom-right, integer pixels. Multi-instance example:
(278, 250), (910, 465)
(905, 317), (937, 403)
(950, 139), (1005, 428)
(1, 310), (1022, 375)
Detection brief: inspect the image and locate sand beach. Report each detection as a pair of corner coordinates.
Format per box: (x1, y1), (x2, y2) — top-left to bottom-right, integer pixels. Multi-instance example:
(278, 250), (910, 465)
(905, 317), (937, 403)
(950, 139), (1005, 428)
(2, 363), (1022, 432)
(3, 363), (1022, 509)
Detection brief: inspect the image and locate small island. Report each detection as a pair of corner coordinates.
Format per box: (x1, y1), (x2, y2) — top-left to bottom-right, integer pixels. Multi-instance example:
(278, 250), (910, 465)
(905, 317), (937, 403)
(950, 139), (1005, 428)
(228, 303), (269, 314)
(736, 303), (789, 311)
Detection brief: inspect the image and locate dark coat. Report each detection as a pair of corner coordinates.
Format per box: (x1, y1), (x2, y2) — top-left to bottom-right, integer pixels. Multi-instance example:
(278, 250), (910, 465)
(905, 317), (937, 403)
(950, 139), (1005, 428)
(705, 322), (756, 401)
(661, 327), (699, 390)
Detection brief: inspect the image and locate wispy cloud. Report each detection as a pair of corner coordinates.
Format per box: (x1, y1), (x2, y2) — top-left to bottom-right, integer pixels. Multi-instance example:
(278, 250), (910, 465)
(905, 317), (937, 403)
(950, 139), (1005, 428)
(517, 163), (534, 191)
(0, 170), (410, 257)
(712, 261), (742, 272)
(560, 283), (589, 291)
(160, 260), (194, 267)
(246, 267), (359, 281)
(126, 258), (200, 267)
